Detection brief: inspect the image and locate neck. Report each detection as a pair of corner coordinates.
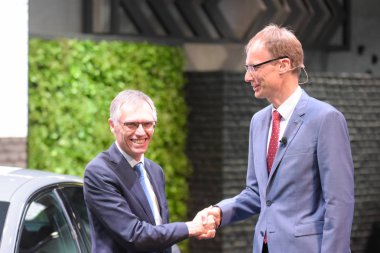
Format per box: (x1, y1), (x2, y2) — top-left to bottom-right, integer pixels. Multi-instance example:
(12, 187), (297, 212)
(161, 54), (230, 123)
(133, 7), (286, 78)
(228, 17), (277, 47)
(270, 79), (299, 108)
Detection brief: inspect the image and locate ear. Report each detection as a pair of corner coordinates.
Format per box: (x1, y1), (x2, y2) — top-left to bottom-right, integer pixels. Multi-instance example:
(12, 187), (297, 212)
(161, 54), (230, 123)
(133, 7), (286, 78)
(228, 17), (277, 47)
(108, 118), (115, 134)
(279, 58), (291, 73)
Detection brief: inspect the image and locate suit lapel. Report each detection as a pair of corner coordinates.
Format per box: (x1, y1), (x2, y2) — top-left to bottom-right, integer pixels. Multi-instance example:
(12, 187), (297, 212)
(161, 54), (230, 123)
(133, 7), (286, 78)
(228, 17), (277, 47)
(268, 91), (308, 181)
(257, 107), (272, 184)
(108, 144), (156, 224)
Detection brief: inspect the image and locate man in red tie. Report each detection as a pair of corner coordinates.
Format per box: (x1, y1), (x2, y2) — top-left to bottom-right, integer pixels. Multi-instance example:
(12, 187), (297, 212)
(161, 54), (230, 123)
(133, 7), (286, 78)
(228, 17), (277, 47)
(203, 24), (355, 253)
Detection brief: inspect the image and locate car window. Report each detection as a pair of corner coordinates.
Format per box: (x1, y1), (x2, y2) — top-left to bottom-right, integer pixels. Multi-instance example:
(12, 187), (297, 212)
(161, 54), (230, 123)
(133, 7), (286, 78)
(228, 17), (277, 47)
(18, 191), (80, 253)
(0, 201), (10, 245)
(59, 187), (91, 250)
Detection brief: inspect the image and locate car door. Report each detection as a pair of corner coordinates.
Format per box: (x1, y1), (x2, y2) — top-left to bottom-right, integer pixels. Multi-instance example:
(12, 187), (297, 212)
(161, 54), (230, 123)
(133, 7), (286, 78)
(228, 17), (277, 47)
(16, 185), (87, 253)
(57, 185), (91, 252)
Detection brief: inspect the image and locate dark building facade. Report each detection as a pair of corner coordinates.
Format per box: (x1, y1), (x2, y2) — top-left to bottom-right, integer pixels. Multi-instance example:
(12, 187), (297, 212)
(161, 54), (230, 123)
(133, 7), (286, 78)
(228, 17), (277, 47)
(1, 1), (380, 253)
(185, 72), (380, 253)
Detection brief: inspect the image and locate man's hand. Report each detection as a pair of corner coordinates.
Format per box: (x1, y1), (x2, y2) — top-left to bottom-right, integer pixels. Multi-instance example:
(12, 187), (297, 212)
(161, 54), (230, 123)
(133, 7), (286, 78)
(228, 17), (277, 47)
(196, 206), (222, 239)
(207, 206), (222, 228)
(186, 207), (216, 238)
(185, 206), (222, 240)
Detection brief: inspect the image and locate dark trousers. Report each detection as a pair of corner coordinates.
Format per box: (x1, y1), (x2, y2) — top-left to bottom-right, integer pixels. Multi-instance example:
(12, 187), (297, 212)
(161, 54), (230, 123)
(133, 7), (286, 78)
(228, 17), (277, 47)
(262, 243), (268, 253)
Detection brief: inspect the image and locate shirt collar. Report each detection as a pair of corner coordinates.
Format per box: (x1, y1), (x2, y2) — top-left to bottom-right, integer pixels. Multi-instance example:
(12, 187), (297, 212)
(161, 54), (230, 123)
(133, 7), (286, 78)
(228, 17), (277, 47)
(272, 86), (302, 120)
(115, 141), (144, 168)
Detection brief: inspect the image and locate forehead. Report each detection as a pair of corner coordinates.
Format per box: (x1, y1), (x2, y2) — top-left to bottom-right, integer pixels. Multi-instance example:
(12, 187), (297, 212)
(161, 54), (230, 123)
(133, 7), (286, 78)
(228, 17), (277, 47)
(246, 40), (271, 62)
(120, 100), (154, 120)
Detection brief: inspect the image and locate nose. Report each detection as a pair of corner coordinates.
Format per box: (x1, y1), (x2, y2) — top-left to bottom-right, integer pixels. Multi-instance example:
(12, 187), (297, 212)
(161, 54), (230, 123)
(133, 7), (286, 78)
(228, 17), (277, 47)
(244, 70), (254, 83)
(135, 124), (146, 135)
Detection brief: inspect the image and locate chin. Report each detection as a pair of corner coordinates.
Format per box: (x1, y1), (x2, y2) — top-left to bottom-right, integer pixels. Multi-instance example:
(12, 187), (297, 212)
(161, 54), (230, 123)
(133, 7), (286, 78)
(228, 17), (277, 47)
(131, 146), (149, 154)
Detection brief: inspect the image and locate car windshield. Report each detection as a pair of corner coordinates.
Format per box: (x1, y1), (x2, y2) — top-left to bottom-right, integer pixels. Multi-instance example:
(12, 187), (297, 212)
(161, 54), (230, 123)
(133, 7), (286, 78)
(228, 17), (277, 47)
(0, 201), (10, 245)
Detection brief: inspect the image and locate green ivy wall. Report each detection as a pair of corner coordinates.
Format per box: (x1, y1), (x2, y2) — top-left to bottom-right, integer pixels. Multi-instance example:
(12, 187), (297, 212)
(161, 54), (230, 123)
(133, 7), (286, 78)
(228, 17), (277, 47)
(28, 38), (191, 239)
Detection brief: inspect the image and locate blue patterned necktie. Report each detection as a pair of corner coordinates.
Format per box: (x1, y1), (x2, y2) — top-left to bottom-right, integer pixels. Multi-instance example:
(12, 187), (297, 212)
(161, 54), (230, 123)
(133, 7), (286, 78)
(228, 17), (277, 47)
(134, 163), (155, 215)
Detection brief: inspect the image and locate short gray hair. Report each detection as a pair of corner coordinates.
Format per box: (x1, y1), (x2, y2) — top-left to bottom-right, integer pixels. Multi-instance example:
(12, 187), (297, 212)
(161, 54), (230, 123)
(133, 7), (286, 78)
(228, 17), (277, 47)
(110, 90), (157, 124)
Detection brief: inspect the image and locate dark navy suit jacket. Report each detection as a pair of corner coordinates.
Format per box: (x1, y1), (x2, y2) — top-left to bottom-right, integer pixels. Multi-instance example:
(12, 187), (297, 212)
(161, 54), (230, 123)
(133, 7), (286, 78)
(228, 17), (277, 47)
(84, 143), (188, 253)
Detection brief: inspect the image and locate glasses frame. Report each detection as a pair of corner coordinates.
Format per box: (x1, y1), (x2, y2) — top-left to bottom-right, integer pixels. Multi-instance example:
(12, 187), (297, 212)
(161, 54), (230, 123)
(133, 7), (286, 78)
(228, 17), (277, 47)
(120, 121), (156, 131)
(245, 56), (289, 73)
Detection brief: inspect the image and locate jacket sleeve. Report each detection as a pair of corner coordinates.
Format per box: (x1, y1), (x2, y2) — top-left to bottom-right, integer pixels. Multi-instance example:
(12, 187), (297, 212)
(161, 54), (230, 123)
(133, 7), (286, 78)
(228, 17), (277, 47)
(318, 110), (355, 253)
(83, 159), (189, 252)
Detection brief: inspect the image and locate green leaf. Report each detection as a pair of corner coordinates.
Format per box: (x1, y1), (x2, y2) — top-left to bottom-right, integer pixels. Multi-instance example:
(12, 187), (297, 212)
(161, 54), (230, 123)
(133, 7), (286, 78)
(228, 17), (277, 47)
(28, 38), (190, 253)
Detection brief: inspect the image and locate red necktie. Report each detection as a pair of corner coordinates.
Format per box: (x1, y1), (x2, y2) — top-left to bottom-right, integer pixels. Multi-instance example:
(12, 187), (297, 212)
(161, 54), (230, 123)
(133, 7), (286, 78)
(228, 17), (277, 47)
(267, 110), (281, 174)
(264, 110), (281, 245)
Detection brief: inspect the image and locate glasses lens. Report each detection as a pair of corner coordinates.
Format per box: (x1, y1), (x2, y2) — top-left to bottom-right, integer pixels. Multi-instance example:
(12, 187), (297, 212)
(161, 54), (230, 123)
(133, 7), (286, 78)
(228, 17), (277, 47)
(142, 122), (155, 129)
(123, 122), (139, 130)
(245, 65), (254, 73)
(123, 121), (155, 130)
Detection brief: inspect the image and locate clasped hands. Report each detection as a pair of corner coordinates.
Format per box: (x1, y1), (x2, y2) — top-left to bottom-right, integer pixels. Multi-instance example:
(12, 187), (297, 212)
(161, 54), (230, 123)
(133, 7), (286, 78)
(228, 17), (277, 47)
(186, 206), (221, 239)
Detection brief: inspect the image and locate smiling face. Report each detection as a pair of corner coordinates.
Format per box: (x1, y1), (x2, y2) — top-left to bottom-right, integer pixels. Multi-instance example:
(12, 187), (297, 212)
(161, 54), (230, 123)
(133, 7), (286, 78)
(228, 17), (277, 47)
(109, 100), (155, 161)
(243, 25), (305, 108)
(245, 39), (281, 101)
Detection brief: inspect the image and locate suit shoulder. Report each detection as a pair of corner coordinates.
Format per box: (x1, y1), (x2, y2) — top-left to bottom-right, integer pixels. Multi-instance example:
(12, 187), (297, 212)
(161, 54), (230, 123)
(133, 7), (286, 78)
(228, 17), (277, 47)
(250, 105), (271, 123)
(144, 158), (165, 179)
(84, 150), (114, 176)
(85, 149), (109, 167)
(145, 158), (163, 170)
(307, 96), (345, 118)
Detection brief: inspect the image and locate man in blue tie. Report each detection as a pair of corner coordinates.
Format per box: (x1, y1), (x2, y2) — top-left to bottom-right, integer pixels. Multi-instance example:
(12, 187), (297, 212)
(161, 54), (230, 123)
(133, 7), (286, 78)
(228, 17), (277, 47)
(84, 90), (215, 253)
(204, 24), (355, 253)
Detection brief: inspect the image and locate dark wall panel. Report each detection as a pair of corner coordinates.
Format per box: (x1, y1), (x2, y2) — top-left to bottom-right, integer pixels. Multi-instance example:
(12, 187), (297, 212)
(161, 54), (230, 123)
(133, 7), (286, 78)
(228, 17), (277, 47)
(185, 72), (380, 253)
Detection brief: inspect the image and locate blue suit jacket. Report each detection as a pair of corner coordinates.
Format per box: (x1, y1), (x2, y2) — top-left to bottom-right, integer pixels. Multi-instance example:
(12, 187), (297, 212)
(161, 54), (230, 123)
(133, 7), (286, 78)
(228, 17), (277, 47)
(84, 143), (188, 253)
(218, 90), (355, 253)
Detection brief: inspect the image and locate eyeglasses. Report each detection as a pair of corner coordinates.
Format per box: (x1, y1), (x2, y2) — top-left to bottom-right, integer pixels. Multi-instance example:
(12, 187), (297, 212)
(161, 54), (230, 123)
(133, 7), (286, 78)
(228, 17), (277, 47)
(121, 121), (156, 131)
(244, 56), (288, 73)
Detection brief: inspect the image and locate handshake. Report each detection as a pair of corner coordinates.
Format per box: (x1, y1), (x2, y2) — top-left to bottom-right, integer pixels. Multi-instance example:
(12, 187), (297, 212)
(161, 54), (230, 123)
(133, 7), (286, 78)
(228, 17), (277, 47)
(186, 206), (221, 239)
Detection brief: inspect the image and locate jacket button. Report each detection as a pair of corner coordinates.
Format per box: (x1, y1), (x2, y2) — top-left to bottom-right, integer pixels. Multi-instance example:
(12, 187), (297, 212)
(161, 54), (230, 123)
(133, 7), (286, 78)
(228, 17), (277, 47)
(266, 200), (272, 206)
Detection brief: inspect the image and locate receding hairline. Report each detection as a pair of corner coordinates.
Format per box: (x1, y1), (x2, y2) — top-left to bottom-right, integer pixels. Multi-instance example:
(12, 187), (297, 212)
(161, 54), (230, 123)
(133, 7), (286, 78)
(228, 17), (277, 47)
(246, 25), (296, 49)
(110, 90), (157, 123)
(245, 24), (304, 71)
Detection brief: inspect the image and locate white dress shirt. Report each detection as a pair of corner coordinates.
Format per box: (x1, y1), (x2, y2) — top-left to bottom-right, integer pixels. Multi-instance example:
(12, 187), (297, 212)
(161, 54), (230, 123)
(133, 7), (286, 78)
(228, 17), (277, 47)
(267, 86), (302, 152)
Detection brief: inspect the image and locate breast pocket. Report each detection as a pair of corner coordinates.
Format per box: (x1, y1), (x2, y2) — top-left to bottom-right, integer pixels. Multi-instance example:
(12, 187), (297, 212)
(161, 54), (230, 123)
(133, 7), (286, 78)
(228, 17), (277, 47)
(285, 140), (317, 156)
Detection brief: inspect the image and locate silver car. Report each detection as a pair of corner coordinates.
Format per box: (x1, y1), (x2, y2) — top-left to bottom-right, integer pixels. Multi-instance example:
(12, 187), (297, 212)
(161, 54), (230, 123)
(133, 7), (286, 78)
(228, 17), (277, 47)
(0, 166), (91, 253)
